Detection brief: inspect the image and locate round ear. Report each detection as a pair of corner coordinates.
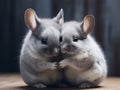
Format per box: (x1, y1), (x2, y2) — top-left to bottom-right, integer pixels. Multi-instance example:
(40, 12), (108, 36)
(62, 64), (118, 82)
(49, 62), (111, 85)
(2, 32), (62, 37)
(82, 15), (95, 36)
(24, 8), (40, 31)
(53, 9), (64, 25)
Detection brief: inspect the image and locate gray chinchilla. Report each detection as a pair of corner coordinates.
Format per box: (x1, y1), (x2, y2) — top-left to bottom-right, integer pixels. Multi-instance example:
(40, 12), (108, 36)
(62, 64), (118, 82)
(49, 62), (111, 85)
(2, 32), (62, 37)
(20, 8), (64, 88)
(59, 15), (107, 88)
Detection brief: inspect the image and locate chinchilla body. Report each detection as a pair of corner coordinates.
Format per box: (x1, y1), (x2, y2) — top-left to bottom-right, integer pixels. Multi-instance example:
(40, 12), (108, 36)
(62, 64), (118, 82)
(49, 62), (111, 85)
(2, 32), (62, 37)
(20, 8), (64, 88)
(60, 15), (107, 88)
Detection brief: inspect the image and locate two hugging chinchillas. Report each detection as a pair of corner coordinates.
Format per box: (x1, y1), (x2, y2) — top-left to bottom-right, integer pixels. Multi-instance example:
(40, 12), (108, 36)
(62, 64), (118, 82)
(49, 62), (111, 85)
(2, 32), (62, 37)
(20, 8), (107, 88)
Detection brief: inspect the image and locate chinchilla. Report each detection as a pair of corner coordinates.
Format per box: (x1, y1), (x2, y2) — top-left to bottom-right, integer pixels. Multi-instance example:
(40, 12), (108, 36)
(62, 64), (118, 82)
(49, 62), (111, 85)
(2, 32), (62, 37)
(20, 8), (64, 88)
(59, 15), (107, 88)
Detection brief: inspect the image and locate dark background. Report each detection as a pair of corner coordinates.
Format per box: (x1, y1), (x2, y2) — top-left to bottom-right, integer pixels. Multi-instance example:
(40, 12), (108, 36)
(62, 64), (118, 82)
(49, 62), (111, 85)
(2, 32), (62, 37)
(0, 0), (120, 76)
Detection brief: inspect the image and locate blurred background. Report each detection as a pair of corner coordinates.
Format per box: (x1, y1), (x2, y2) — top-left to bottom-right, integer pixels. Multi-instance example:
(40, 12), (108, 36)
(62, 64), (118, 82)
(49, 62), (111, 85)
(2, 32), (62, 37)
(0, 0), (120, 76)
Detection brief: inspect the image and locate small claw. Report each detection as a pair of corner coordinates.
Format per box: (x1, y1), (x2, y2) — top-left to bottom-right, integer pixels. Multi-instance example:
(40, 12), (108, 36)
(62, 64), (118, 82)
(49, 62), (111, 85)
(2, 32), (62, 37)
(59, 60), (68, 68)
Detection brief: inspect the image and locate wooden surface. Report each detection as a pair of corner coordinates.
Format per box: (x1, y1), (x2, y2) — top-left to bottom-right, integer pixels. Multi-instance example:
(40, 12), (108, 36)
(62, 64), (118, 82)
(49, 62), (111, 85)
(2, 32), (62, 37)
(0, 73), (120, 90)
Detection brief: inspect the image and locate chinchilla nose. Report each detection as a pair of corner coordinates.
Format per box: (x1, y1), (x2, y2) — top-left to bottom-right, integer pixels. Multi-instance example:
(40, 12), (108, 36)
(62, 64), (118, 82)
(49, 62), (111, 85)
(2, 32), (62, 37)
(51, 48), (59, 56)
(61, 44), (70, 53)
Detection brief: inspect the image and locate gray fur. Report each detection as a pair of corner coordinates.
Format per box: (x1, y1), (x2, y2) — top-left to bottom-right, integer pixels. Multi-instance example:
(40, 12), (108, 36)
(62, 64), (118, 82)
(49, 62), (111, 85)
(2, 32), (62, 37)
(59, 16), (107, 88)
(20, 9), (64, 88)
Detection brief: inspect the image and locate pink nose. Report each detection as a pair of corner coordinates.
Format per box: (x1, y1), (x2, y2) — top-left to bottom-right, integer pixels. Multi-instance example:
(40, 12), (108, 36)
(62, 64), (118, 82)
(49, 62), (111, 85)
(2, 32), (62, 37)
(63, 47), (69, 52)
(62, 45), (70, 53)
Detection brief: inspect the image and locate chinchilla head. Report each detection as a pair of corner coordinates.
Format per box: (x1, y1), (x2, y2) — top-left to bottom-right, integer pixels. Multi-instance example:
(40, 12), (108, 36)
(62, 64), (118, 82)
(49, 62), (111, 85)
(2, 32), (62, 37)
(24, 8), (64, 57)
(60, 15), (95, 55)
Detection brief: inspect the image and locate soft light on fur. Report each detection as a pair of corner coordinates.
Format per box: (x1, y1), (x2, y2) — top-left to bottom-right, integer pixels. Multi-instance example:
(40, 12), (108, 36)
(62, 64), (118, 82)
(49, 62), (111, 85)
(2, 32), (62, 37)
(59, 15), (107, 88)
(20, 8), (64, 88)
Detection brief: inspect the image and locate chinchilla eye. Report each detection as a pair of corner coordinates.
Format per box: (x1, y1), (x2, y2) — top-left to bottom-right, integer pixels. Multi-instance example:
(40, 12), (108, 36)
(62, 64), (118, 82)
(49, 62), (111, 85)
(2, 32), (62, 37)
(79, 37), (85, 40)
(59, 36), (63, 42)
(73, 36), (79, 42)
(41, 37), (47, 44)
(73, 35), (85, 42)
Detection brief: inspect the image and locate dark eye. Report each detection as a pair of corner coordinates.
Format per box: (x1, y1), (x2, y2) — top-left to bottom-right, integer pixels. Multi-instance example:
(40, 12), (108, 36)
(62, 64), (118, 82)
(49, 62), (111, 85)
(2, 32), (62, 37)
(73, 36), (79, 42)
(80, 37), (85, 40)
(41, 38), (47, 44)
(59, 36), (63, 42)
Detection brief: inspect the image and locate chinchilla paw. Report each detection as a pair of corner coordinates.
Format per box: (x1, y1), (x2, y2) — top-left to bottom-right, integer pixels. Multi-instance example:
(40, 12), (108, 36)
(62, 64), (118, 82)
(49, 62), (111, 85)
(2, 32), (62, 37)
(33, 83), (47, 88)
(78, 81), (96, 88)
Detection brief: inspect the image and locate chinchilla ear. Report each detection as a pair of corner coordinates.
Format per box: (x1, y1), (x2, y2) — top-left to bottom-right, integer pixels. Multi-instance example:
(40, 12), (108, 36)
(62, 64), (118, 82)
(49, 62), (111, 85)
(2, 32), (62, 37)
(24, 8), (40, 31)
(81, 15), (95, 37)
(53, 9), (64, 25)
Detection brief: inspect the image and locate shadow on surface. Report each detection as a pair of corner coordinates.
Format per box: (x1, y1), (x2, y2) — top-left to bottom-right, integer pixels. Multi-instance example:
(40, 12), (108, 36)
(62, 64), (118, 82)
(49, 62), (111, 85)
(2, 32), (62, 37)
(14, 85), (102, 90)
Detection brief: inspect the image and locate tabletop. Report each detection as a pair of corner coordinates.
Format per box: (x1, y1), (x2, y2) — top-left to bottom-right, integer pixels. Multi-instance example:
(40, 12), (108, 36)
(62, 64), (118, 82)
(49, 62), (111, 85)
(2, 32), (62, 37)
(0, 73), (120, 90)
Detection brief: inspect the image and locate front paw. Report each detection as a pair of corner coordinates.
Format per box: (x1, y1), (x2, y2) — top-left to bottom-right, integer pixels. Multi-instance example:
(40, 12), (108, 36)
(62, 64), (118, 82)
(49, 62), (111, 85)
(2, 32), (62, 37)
(50, 62), (57, 70)
(59, 60), (68, 68)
